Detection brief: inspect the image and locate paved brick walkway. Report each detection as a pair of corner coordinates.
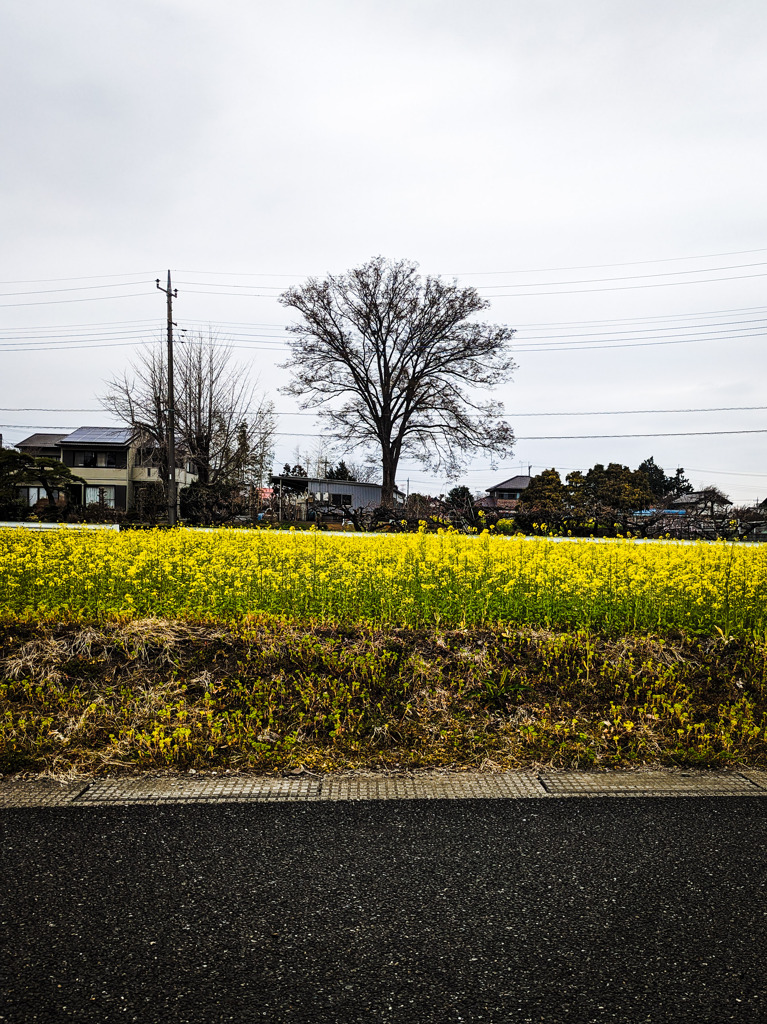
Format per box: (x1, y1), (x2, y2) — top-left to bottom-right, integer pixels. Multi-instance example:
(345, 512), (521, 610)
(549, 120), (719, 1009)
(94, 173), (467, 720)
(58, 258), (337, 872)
(1, 770), (766, 807)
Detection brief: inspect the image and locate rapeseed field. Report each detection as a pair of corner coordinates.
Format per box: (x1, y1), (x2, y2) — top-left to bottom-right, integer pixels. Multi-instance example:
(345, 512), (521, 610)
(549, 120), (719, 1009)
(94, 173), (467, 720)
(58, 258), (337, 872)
(3, 528), (766, 774)
(1, 526), (766, 635)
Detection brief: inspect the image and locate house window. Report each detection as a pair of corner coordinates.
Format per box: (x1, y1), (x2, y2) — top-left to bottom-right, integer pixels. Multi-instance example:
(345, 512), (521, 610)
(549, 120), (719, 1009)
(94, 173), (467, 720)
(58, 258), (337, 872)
(21, 487), (60, 506)
(85, 486), (115, 508)
(331, 493), (352, 506)
(75, 450), (118, 468)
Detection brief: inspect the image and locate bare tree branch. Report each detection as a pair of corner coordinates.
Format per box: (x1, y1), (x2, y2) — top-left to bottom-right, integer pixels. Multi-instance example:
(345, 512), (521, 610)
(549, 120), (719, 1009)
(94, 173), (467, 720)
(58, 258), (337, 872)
(279, 256), (516, 502)
(101, 331), (276, 492)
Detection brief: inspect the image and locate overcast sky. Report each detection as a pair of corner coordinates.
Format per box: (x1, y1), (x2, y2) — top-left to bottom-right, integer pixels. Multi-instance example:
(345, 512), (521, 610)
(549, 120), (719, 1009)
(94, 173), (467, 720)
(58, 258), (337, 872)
(2, 0), (766, 501)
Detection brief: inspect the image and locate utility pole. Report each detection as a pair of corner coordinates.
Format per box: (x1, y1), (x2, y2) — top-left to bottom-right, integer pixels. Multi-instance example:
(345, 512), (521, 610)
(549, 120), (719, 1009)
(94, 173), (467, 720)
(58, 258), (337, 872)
(156, 271), (178, 526)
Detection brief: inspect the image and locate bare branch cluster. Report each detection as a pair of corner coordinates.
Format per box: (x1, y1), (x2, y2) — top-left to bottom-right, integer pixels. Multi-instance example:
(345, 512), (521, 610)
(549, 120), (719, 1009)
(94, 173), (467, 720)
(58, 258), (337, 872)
(101, 331), (275, 490)
(279, 256), (516, 502)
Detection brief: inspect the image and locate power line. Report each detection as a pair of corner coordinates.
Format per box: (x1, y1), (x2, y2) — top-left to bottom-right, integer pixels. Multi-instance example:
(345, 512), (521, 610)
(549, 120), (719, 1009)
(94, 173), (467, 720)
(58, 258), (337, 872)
(0, 325), (285, 341)
(0, 407), (103, 412)
(513, 331), (766, 354)
(0, 306), (763, 337)
(463, 461), (767, 478)
(180, 269), (767, 299)
(476, 260), (767, 290)
(0, 292), (154, 309)
(0, 340), (160, 353)
(514, 429), (767, 440)
(450, 246), (767, 276)
(2, 244), (766, 295)
(175, 269), (307, 278)
(1, 404), (764, 416)
(173, 247), (767, 280)
(0, 281), (154, 299)
(3, 425), (766, 441)
(0, 423), (330, 437)
(178, 280), (285, 291)
(0, 317), (156, 330)
(0, 326), (761, 355)
(512, 405), (767, 417)
(685, 466), (767, 479)
(0, 330), (761, 355)
(182, 289), (277, 298)
(514, 316), (767, 341)
(511, 304), (767, 329)
(514, 328), (766, 351)
(0, 272), (153, 285)
(486, 271), (767, 298)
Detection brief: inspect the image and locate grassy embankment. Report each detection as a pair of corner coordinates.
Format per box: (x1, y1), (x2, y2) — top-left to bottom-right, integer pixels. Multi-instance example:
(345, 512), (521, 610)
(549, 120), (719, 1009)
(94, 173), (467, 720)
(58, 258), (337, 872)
(1, 527), (766, 774)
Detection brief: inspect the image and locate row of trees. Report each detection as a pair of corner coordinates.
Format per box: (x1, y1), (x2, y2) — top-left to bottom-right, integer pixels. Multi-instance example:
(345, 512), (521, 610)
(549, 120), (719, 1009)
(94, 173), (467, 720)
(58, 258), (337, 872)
(519, 459), (693, 514)
(513, 462), (762, 539)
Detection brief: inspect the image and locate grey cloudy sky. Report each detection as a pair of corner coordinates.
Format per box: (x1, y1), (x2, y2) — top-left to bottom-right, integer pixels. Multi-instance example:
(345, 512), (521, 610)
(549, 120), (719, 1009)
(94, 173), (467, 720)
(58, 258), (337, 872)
(2, 0), (766, 500)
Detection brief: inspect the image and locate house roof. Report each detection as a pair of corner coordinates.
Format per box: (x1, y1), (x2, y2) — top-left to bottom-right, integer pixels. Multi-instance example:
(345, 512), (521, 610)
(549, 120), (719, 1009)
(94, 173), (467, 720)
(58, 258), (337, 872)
(670, 490), (733, 507)
(487, 475), (532, 493)
(16, 433), (70, 448)
(271, 474), (406, 498)
(58, 426), (135, 446)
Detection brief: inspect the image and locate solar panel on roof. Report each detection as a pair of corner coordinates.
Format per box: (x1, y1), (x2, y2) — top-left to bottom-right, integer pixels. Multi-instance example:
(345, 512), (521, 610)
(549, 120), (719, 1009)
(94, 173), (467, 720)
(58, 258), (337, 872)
(60, 426), (134, 445)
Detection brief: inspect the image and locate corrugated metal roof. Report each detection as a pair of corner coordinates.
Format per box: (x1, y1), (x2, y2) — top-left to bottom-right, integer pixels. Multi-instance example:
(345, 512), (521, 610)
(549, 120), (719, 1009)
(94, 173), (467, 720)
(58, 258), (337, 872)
(271, 475), (406, 500)
(58, 426), (134, 445)
(15, 433), (70, 448)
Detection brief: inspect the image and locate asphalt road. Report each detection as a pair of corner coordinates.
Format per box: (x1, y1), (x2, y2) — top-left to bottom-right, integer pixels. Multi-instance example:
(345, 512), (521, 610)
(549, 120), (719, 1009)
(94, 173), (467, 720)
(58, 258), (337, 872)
(2, 798), (766, 1023)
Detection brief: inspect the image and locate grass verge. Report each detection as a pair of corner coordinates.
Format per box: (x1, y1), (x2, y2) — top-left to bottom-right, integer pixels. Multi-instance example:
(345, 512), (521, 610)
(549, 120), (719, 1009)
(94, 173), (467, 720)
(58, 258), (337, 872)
(1, 616), (766, 776)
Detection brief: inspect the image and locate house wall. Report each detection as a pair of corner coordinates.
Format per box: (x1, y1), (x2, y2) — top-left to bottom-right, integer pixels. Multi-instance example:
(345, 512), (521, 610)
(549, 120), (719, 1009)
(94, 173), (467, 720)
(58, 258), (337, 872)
(272, 475), (405, 520)
(306, 478), (387, 508)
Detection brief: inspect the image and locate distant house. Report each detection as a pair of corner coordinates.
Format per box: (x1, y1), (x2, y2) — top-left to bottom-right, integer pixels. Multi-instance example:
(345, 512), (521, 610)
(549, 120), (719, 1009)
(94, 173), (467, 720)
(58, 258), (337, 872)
(270, 473), (405, 519)
(667, 490), (733, 515)
(483, 474), (532, 511)
(15, 426), (197, 511)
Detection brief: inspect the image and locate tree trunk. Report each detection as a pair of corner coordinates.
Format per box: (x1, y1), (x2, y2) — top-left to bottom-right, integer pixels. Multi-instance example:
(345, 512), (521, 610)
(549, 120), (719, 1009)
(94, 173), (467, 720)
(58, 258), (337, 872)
(381, 449), (398, 506)
(39, 476), (59, 508)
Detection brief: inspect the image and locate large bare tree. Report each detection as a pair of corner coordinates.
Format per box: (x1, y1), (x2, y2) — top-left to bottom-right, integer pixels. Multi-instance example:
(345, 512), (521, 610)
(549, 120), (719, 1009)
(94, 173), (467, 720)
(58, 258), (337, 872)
(101, 331), (275, 491)
(279, 257), (516, 503)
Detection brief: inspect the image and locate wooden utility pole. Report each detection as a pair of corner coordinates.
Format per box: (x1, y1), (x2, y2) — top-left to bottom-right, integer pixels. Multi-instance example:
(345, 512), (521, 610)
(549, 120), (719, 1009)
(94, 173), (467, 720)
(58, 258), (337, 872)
(156, 271), (178, 526)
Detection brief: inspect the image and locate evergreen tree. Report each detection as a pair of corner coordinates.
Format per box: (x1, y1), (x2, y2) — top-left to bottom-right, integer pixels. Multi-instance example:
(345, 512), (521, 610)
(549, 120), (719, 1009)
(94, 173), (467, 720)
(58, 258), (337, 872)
(518, 469), (567, 510)
(637, 457), (693, 502)
(326, 460), (355, 480)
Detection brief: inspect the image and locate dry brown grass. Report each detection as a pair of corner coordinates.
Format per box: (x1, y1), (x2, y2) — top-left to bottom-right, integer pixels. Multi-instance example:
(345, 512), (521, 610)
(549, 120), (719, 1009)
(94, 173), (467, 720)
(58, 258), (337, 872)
(1, 616), (766, 776)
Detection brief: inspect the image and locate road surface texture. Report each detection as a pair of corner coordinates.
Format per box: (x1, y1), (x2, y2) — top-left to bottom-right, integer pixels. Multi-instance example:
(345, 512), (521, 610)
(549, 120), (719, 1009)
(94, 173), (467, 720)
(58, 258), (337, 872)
(2, 789), (766, 1022)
